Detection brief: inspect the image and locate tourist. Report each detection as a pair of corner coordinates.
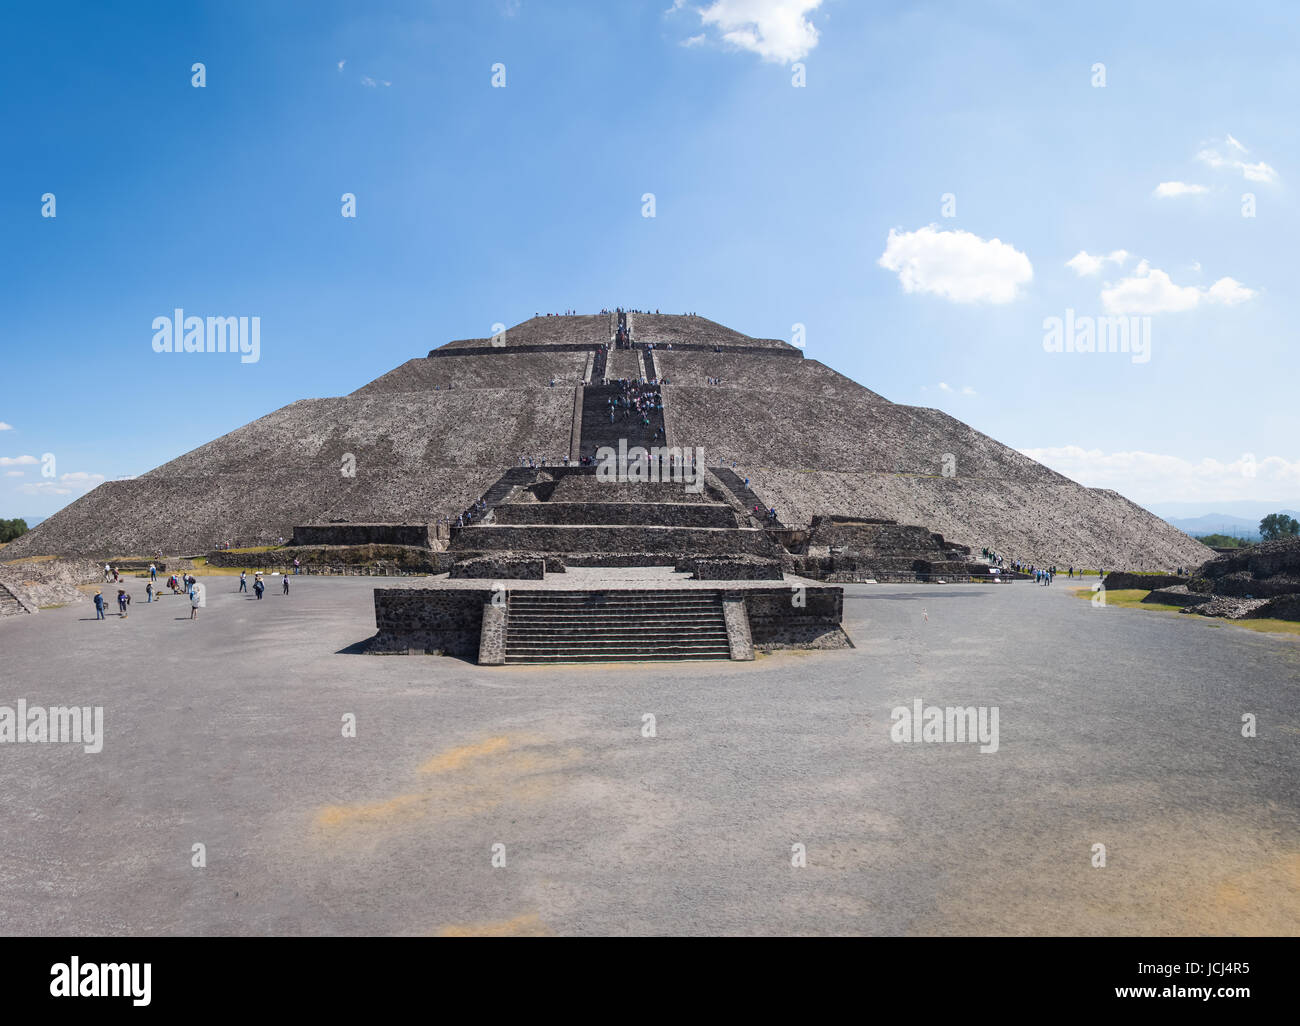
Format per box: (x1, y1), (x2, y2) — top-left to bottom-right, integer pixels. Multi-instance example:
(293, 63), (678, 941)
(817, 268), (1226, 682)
(282, 575), (290, 596)
(149, 563), (157, 581)
(117, 589), (128, 617)
(254, 577), (265, 600)
(93, 590), (105, 620)
(146, 581), (153, 603)
(293, 557), (301, 575)
(238, 571), (247, 593)
(190, 585), (200, 619)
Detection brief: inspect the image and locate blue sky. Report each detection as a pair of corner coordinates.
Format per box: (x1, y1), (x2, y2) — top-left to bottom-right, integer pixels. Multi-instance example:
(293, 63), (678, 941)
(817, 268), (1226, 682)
(2, 0), (1297, 521)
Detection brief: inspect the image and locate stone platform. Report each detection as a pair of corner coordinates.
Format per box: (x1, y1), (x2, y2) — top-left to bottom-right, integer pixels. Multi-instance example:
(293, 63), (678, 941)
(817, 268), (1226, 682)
(369, 567), (850, 664)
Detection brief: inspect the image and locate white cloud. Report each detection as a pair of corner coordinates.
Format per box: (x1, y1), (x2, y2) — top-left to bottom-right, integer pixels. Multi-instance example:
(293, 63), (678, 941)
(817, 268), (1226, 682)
(1018, 445), (1300, 505)
(879, 226), (1032, 304)
(1066, 249), (1129, 276)
(1153, 181), (1208, 198)
(961, 385), (976, 396)
(1197, 137), (1278, 184)
(0, 422), (12, 431)
(681, 33), (707, 47)
(938, 382), (952, 392)
(337, 60), (346, 72)
(360, 76), (376, 87)
(17, 481), (71, 496)
(0, 454), (37, 466)
(1205, 277), (1255, 305)
(15, 471), (104, 497)
(4, 470), (22, 477)
(1100, 260), (1256, 314)
(1238, 161), (1276, 183)
(697, 0), (822, 63)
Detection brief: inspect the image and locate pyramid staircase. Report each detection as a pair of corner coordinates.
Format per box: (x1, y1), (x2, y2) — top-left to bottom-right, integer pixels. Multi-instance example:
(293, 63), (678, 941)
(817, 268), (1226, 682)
(0, 581), (34, 616)
(503, 589), (732, 663)
(711, 467), (785, 528)
(579, 383), (664, 459)
(452, 466), (543, 534)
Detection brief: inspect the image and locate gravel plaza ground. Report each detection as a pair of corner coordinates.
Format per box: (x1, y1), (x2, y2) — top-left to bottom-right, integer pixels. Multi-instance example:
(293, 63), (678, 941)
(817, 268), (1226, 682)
(1, 573), (1296, 936)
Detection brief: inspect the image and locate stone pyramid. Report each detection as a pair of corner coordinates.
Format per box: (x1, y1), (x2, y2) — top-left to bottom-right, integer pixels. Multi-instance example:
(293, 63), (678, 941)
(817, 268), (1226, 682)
(5, 311), (1209, 569)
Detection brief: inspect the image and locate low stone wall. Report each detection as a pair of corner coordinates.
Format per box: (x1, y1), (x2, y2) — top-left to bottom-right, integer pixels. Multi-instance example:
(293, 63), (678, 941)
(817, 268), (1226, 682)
(206, 545), (448, 572)
(292, 523), (434, 548)
(562, 553), (679, 567)
(743, 588), (851, 649)
(449, 555), (545, 580)
(491, 501), (737, 528)
(370, 587), (489, 656)
(693, 558), (783, 580)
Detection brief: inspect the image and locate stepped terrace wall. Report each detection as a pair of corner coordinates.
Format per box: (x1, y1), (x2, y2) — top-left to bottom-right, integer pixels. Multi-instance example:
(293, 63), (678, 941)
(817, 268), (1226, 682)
(629, 314), (795, 351)
(291, 523), (435, 548)
(547, 473), (719, 504)
(491, 501), (738, 528)
(3, 386), (576, 557)
(432, 314), (611, 351)
(354, 351), (588, 393)
(664, 387), (1068, 483)
(452, 524), (781, 556)
(655, 352), (885, 400)
(742, 469), (1211, 570)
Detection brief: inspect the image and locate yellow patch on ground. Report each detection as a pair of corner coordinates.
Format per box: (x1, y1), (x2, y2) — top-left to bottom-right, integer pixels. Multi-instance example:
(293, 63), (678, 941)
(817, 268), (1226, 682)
(437, 913), (550, 937)
(315, 792), (424, 828)
(912, 816), (1300, 936)
(314, 734), (582, 834)
(419, 735), (511, 774)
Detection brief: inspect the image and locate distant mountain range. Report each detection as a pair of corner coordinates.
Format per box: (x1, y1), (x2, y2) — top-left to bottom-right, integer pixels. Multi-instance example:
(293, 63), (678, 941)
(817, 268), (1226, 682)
(1162, 509), (1300, 540)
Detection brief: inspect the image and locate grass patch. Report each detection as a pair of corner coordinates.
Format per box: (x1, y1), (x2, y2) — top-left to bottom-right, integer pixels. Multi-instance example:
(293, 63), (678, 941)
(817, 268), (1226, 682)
(1231, 618), (1300, 637)
(1070, 587), (1300, 636)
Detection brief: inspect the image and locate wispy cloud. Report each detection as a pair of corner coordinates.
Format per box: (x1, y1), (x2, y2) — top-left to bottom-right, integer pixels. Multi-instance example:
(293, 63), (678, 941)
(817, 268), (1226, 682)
(1197, 136), (1278, 184)
(1066, 249), (1129, 276)
(1018, 445), (1300, 504)
(0, 422), (12, 431)
(1153, 181), (1208, 198)
(0, 454), (37, 466)
(16, 471), (104, 497)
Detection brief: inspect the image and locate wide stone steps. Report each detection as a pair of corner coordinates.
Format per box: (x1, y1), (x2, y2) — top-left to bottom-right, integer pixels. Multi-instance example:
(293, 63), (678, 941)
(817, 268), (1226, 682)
(503, 589), (731, 663)
(579, 383), (664, 457)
